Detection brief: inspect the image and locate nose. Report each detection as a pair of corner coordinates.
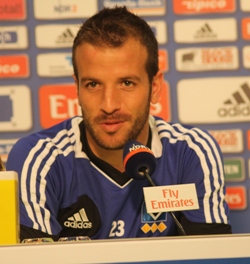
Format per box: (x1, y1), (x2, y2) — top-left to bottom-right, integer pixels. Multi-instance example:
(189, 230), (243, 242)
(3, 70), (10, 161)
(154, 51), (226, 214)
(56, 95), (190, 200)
(100, 86), (121, 114)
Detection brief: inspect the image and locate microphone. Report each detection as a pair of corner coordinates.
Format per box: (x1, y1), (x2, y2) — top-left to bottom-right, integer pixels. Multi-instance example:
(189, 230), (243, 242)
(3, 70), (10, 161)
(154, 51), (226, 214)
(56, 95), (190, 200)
(123, 140), (186, 236)
(123, 140), (156, 184)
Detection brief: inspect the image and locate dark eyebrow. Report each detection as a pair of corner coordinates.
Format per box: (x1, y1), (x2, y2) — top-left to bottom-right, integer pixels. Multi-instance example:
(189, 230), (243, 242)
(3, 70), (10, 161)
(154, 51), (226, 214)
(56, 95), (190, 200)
(79, 77), (100, 85)
(79, 75), (141, 85)
(119, 75), (141, 81)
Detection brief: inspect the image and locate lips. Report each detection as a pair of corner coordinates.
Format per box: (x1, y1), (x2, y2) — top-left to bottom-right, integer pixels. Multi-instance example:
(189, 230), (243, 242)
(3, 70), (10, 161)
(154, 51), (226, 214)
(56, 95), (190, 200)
(95, 113), (131, 133)
(102, 119), (121, 124)
(99, 120), (124, 133)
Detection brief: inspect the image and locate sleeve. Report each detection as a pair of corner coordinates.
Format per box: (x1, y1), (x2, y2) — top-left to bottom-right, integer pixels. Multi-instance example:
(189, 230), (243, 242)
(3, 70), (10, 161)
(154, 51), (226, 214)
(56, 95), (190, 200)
(178, 213), (232, 235)
(178, 126), (230, 226)
(20, 224), (60, 242)
(6, 136), (63, 237)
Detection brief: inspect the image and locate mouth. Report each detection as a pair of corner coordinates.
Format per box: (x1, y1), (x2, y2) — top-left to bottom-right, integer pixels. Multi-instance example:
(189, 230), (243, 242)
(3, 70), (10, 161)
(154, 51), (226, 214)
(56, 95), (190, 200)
(99, 120), (124, 132)
(95, 113), (131, 133)
(99, 119), (125, 133)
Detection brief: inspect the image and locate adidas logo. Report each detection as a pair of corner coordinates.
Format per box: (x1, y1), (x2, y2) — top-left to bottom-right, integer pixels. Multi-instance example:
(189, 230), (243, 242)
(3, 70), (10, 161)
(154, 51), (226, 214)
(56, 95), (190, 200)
(194, 23), (217, 38)
(218, 82), (250, 117)
(64, 208), (92, 229)
(56, 28), (75, 43)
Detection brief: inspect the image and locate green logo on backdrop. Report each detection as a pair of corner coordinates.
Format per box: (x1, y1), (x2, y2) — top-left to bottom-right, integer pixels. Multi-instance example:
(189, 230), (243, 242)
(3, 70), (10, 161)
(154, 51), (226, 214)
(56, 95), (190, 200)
(224, 158), (245, 181)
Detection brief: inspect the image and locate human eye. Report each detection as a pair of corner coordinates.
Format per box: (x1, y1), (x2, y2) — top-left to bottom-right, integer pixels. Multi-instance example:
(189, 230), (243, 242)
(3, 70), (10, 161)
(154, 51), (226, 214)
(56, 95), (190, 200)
(122, 80), (135, 88)
(83, 81), (103, 92)
(86, 81), (98, 88)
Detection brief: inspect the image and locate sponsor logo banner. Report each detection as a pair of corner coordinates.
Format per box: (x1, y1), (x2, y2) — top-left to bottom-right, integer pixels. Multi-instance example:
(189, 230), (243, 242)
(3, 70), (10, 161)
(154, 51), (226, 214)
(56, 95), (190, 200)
(0, 85), (32, 132)
(0, 55), (29, 78)
(173, 0), (235, 14)
(0, 26), (28, 49)
(143, 183), (199, 213)
(147, 20), (167, 44)
(39, 81), (170, 128)
(37, 53), (72, 77)
(240, 0), (250, 11)
(175, 46), (238, 72)
(177, 77), (250, 124)
(242, 18), (250, 40)
(174, 18), (237, 43)
(209, 129), (243, 153)
(39, 84), (81, 128)
(35, 24), (79, 48)
(0, 0), (26, 20)
(103, 0), (166, 15)
(226, 186), (246, 210)
(0, 139), (18, 163)
(34, 0), (98, 19)
(224, 158), (245, 181)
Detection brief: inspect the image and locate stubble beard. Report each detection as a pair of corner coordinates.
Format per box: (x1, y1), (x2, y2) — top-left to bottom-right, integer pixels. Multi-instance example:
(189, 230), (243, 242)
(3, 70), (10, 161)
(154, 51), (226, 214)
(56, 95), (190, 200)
(81, 101), (151, 151)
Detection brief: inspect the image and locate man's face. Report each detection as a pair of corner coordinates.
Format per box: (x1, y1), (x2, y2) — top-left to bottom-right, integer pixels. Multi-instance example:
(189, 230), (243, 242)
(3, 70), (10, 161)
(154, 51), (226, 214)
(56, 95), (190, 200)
(74, 38), (161, 151)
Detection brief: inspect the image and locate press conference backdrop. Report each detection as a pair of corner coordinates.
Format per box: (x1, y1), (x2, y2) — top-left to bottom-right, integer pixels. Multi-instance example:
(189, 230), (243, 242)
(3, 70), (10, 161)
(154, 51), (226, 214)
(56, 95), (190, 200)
(0, 0), (250, 234)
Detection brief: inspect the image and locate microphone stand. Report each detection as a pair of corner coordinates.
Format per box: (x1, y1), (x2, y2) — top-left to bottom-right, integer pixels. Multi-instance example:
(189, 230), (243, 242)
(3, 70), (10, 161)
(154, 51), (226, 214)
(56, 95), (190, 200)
(140, 167), (186, 236)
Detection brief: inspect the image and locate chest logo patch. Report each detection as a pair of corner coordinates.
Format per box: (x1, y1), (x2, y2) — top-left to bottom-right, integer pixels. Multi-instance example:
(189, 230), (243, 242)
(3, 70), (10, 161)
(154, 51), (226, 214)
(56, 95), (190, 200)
(141, 202), (167, 234)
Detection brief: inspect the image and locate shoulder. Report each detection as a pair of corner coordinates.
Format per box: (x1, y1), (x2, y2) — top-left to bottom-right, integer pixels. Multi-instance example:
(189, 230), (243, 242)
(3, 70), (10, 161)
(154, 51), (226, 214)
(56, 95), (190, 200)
(150, 116), (221, 155)
(7, 117), (83, 168)
(150, 115), (215, 141)
(150, 116), (210, 137)
(15, 117), (82, 148)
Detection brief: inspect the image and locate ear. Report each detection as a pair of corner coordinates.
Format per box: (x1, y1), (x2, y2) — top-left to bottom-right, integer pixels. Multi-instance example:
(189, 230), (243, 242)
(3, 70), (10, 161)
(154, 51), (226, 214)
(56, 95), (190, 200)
(150, 71), (163, 104)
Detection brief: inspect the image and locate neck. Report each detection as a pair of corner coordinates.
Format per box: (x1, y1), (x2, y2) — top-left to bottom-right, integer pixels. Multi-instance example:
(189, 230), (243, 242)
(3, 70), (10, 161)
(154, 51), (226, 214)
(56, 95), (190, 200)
(93, 147), (125, 172)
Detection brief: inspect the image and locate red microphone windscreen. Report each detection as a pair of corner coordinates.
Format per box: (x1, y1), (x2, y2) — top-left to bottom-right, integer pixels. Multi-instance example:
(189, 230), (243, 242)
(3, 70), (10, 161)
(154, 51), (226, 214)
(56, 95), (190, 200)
(123, 140), (156, 180)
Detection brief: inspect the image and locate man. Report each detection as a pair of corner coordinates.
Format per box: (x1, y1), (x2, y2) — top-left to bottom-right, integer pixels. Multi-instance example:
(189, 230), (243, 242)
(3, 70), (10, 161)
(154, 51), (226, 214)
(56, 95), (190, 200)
(7, 6), (231, 241)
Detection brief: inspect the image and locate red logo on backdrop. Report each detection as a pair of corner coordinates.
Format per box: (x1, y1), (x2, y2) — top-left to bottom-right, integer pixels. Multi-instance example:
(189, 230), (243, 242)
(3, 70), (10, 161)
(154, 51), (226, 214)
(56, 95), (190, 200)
(209, 130), (238, 147)
(159, 50), (168, 72)
(0, 0), (26, 20)
(242, 18), (250, 40)
(226, 186), (246, 210)
(0, 55), (29, 78)
(201, 48), (233, 63)
(150, 81), (171, 122)
(173, 0), (235, 14)
(39, 84), (80, 128)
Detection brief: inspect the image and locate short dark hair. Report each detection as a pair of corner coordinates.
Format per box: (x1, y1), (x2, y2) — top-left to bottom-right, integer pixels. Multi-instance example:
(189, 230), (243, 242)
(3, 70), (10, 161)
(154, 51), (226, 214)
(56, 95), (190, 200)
(72, 6), (159, 83)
